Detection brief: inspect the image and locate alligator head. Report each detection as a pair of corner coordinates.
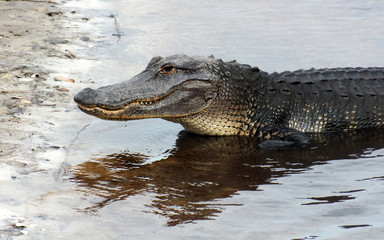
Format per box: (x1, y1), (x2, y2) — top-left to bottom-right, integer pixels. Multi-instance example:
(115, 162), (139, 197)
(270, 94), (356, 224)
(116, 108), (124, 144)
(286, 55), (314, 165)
(74, 54), (261, 136)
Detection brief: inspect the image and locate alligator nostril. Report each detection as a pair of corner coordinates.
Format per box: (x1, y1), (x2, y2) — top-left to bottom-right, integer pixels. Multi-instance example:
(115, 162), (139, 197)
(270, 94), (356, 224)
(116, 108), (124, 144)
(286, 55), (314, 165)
(74, 88), (98, 105)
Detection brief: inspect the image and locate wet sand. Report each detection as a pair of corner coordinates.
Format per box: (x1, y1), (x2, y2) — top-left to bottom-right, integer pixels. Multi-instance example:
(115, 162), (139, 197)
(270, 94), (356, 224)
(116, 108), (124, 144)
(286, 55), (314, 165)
(0, 0), (113, 237)
(0, 0), (94, 166)
(1, 0), (69, 163)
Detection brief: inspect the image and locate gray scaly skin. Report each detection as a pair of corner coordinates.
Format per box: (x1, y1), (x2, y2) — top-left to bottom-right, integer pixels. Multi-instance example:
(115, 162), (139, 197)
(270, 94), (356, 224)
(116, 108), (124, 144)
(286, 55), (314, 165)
(74, 54), (384, 148)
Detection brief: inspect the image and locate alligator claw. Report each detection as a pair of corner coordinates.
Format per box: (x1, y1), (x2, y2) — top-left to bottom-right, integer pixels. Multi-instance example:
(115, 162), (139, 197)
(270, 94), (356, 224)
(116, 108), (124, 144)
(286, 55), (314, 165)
(258, 140), (296, 149)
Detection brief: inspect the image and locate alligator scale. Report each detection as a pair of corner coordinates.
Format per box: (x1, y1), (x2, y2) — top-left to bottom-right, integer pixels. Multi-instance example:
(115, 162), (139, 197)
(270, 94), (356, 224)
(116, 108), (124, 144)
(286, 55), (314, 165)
(74, 55), (384, 147)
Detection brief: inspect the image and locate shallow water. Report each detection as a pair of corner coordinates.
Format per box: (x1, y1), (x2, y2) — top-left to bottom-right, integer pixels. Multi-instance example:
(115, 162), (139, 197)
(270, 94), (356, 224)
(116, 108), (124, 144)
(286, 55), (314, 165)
(7, 0), (384, 239)
(69, 125), (384, 234)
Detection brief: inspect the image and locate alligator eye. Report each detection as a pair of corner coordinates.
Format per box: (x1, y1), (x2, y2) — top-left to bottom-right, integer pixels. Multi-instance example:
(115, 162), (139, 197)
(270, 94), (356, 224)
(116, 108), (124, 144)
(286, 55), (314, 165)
(158, 64), (176, 75)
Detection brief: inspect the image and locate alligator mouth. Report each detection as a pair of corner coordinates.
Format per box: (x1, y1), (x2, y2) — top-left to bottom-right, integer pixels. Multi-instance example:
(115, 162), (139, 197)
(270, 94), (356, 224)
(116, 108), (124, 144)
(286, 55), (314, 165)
(75, 79), (217, 120)
(76, 91), (176, 120)
(96, 92), (171, 110)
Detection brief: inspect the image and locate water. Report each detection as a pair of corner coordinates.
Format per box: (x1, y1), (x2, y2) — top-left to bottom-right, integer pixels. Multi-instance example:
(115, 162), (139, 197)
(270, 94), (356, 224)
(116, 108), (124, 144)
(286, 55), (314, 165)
(66, 122), (384, 239)
(101, 0), (384, 76)
(12, 0), (384, 239)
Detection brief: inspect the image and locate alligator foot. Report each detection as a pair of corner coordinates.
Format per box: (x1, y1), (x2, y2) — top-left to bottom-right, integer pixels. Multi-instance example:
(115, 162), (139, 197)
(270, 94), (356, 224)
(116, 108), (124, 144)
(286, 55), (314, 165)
(258, 126), (310, 150)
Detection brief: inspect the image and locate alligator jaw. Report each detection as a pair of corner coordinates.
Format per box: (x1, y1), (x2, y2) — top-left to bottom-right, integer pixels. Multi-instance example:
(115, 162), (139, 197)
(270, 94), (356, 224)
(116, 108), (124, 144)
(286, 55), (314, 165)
(75, 79), (217, 120)
(76, 93), (184, 120)
(76, 103), (206, 120)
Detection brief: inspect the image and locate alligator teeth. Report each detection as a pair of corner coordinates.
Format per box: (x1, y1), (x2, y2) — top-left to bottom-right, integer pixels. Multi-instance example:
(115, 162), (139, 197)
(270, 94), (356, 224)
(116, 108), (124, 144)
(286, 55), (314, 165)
(139, 101), (154, 105)
(136, 97), (165, 105)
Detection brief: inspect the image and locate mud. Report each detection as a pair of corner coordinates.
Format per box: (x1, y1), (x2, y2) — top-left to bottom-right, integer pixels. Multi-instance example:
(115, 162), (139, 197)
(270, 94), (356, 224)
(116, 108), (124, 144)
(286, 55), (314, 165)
(0, 0), (114, 238)
(2, 0), (84, 166)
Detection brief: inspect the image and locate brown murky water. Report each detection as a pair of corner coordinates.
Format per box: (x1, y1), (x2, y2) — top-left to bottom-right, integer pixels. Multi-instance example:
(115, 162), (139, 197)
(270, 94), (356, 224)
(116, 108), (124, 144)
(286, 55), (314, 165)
(70, 125), (384, 228)
(4, 0), (384, 239)
(62, 118), (384, 239)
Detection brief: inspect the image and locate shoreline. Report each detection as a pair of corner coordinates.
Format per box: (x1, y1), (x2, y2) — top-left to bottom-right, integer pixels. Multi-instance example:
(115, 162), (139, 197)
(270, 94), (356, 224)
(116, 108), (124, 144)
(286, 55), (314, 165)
(0, 0), (115, 237)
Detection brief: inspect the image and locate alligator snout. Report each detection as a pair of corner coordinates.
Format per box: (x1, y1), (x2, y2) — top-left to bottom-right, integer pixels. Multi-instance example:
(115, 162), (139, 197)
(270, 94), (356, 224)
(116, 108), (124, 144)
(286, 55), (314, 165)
(74, 88), (99, 106)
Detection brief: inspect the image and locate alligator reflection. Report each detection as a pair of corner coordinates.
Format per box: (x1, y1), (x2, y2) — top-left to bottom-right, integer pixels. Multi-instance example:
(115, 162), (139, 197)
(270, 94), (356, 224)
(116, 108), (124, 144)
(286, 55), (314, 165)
(71, 129), (384, 226)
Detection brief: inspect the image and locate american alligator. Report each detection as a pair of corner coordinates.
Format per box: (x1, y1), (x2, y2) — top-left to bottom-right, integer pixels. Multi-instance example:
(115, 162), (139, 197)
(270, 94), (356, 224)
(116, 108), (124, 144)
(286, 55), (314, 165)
(74, 54), (384, 147)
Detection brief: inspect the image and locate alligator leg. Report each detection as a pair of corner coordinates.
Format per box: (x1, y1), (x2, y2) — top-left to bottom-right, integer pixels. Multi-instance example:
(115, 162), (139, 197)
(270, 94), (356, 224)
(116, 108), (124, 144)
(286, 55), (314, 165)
(258, 126), (310, 149)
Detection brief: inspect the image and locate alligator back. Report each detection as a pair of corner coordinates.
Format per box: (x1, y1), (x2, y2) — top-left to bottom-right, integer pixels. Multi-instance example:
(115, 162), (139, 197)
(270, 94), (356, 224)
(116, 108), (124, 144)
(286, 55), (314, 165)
(267, 67), (384, 132)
